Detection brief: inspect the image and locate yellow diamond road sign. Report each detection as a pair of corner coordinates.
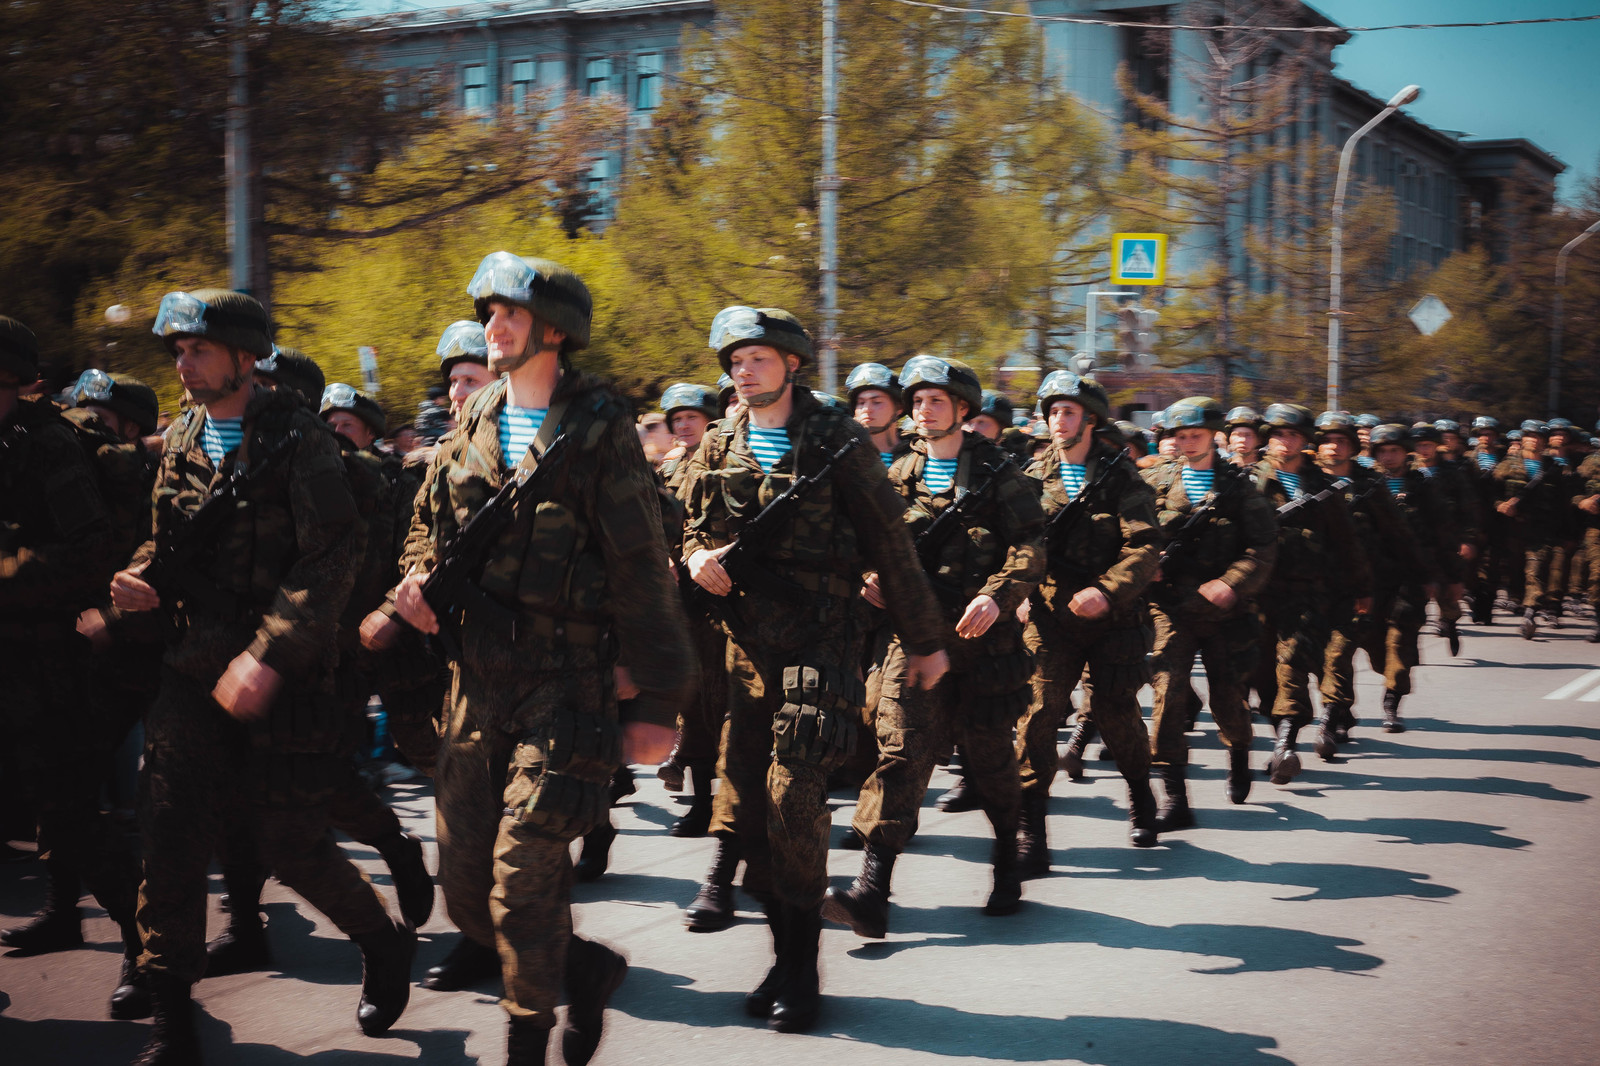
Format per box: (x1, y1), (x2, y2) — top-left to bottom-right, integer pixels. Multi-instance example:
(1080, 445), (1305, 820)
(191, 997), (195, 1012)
(1112, 233), (1167, 286)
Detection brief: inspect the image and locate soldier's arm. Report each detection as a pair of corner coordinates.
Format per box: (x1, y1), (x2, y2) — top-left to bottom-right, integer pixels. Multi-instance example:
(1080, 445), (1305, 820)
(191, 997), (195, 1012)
(833, 423), (945, 656)
(977, 466), (1045, 615)
(679, 431), (728, 558)
(0, 422), (116, 614)
(1217, 489), (1278, 600)
(1099, 474), (1163, 610)
(396, 446), (451, 581)
(592, 414), (695, 729)
(1324, 491), (1373, 601)
(245, 422), (359, 676)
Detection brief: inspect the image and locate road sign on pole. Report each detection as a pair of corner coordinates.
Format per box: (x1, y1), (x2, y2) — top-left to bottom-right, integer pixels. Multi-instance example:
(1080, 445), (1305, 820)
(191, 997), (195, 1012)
(1408, 294), (1452, 337)
(1111, 233), (1167, 287)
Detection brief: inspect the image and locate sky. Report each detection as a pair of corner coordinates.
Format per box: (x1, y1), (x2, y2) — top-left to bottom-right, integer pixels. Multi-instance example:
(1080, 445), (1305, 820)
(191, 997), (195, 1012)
(345, 0), (1600, 204)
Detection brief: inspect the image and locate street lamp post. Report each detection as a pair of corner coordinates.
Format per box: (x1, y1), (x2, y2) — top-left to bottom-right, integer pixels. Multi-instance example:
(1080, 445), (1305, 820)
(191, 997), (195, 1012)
(1550, 218), (1600, 417)
(1327, 84), (1421, 412)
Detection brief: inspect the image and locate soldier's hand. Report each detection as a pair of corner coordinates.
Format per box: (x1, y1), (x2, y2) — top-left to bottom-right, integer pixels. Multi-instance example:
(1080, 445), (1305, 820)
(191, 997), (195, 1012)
(622, 721), (675, 765)
(1496, 499), (1518, 517)
(1581, 495), (1600, 515)
(1068, 587), (1110, 621)
(1198, 579), (1237, 610)
(861, 572), (885, 608)
(955, 594), (1000, 639)
(688, 546), (733, 596)
(614, 664), (641, 701)
(212, 652), (281, 723)
(110, 565), (160, 613)
(394, 573), (438, 634)
(76, 608), (112, 652)
(1460, 542), (1478, 561)
(360, 609), (404, 651)
(905, 649), (950, 691)
(1016, 597), (1031, 625)
(1354, 596), (1373, 616)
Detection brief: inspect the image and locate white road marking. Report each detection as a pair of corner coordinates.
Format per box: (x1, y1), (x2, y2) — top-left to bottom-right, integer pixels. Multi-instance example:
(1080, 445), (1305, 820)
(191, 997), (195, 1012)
(1545, 669), (1600, 701)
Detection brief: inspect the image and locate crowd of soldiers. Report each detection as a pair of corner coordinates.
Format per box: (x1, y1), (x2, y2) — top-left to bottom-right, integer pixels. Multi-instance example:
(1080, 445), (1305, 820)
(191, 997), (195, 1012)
(2, 251), (1598, 1066)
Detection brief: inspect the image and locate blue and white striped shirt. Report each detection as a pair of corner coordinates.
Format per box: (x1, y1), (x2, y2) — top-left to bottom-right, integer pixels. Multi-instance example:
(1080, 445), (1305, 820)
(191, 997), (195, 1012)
(1524, 458), (1541, 478)
(748, 426), (791, 474)
(1387, 476), (1407, 496)
(1180, 465), (1214, 504)
(880, 452), (895, 468)
(1356, 455), (1376, 468)
(499, 404), (547, 468)
(923, 457), (958, 495)
(201, 416), (243, 468)
(1277, 469), (1303, 498)
(1059, 463), (1087, 499)
(1476, 451), (1498, 471)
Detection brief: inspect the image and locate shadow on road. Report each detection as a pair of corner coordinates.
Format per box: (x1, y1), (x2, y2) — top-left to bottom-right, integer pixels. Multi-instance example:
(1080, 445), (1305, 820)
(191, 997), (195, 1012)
(1404, 717), (1600, 743)
(1288, 769), (1589, 803)
(1191, 803), (1532, 849)
(615, 969), (1297, 1064)
(1334, 739), (1600, 768)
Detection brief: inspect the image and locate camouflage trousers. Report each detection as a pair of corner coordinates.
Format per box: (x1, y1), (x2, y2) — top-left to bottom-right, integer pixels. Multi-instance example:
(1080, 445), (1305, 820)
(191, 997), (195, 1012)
(1320, 601), (1378, 717)
(435, 662), (615, 1025)
(1014, 603), (1150, 797)
(1259, 584), (1332, 724)
(1523, 543), (1569, 613)
(137, 670), (391, 983)
(852, 633), (1030, 853)
(368, 631), (446, 776)
(1355, 586), (1426, 697)
(710, 624), (862, 910)
(1148, 604), (1258, 768)
(1583, 530), (1600, 607)
(674, 619), (729, 764)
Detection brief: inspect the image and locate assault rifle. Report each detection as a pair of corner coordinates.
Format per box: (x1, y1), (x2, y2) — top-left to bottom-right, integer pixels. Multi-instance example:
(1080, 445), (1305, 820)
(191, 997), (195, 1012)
(915, 456), (1010, 573)
(1274, 476), (1353, 520)
(417, 433), (573, 661)
(1153, 462), (1239, 589)
(1043, 451), (1125, 554)
(141, 430), (302, 617)
(682, 435), (862, 629)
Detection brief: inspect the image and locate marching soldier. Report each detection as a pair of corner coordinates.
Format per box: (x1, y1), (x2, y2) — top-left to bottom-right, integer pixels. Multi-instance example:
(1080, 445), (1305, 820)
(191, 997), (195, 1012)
(380, 252), (692, 1064)
(1225, 406), (1263, 467)
(825, 355), (1043, 941)
(1494, 421), (1575, 640)
(1011, 371), (1162, 874)
(968, 389), (1011, 441)
(438, 319), (496, 420)
(1412, 422), (1480, 655)
(1577, 437), (1600, 643)
(678, 307), (946, 1031)
(1467, 416), (1506, 623)
(110, 290), (414, 1063)
(1142, 397), (1277, 825)
(846, 362), (908, 466)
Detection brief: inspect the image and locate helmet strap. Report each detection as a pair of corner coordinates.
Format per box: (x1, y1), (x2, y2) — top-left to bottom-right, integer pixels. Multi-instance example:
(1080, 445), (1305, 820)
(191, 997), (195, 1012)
(745, 369), (792, 410)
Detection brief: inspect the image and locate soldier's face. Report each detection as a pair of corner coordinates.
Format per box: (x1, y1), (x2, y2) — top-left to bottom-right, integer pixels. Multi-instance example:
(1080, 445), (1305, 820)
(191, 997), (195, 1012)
(0, 371), (18, 421)
(728, 345), (795, 400)
(484, 301), (563, 373)
(967, 414), (1002, 441)
(669, 409), (709, 450)
(1375, 444), (1408, 473)
(912, 389), (966, 438)
(854, 389), (897, 432)
(1267, 429), (1306, 461)
(1442, 431), (1465, 454)
(1228, 427), (1259, 455)
(84, 403), (139, 444)
(448, 361), (497, 415)
(1320, 434), (1355, 465)
(326, 410), (375, 450)
(1047, 399), (1086, 443)
(1521, 435), (1545, 458)
(1414, 440), (1438, 462)
(172, 336), (251, 405)
(1173, 427), (1213, 462)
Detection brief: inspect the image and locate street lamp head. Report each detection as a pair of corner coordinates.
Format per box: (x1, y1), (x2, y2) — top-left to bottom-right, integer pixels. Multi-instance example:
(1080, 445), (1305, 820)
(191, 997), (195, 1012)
(1389, 85), (1422, 108)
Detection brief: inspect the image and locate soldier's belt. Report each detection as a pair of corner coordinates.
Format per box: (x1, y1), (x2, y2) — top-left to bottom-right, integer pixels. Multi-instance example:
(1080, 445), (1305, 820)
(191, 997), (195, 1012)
(775, 567), (857, 600)
(462, 606), (607, 647)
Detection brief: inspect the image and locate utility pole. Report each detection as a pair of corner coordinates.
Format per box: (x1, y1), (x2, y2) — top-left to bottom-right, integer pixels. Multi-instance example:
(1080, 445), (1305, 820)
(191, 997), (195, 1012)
(817, 0), (840, 394)
(1550, 218), (1600, 417)
(226, 0), (252, 294)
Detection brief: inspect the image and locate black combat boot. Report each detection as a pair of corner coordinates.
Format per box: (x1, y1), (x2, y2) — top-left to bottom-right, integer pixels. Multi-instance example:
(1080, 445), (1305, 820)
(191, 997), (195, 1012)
(684, 836), (740, 932)
(575, 817), (616, 883)
(935, 747), (979, 812)
(821, 844), (896, 938)
(1589, 619), (1600, 643)
(1057, 720), (1097, 782)
(1014, 790), (1052, 880)
(132, 976), (200, 1066)
(1127, 779), (1159, 848)
(1382, 690), (1406, 733)
(982, 830), (1023, 916)
(768, 905), (822, 1033)
(421, 934), (500, 991)
(505, 1017), (550, 1066)
(656, 736), (686, 793)
(1313, 708), (1339, 761)
(0, 856), (83, 955)
(670, 760), (715, 838)
(1226, 746), (1253, 805)
(561, 937), (627, 1065)
(838, 826), (865, 851)
(354, 917), (415, 1036)
(203, 882), (270, 978)
(744, 903), (787, 1019)
(108, 897), (153, 1020)
(1440, 618), (1461, 657)
(1521, 607), (1538, 640)
(374, 830), (434, 928)
(1267, 718), (1302, 786)
(1153, 765), (1196, 831)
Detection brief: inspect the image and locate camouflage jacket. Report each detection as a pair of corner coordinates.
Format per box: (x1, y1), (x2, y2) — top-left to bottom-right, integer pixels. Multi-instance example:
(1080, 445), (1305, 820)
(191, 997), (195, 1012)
(1253, 460), (1372, 601)
(0, 395), (116, 629)
(130, 386), (358, 684)
(61, 405), (155, 576)
(680, 386), (944, 657)
(334, 439), (398, 657)
(400, 372), (692, 728)
(1320, 463), (1428, 595)
(1144, 454), (1278, 614)
(1416, 458), (1483, 552)
(1492, 453), (1577, 545)
(889, 431), (1045, 651)
(1026, 439), (1160, 622)
(1375, 464), (1459, 583)
(1576, 452), (1600, 531)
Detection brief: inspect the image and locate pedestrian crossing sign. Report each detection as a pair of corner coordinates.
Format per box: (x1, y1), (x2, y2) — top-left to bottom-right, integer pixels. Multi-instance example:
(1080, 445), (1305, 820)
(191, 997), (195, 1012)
(1111, 233), (1167, 286)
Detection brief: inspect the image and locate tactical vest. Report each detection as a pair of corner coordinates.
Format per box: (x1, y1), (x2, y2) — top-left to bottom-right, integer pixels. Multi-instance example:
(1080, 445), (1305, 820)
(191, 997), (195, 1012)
(1031, 444), (1132, 591)
(890, 438), (1010, 611)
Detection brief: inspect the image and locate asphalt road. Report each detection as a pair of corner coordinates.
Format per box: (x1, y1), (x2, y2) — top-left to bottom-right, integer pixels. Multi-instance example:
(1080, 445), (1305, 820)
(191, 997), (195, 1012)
(3, 612), (1599, 1066)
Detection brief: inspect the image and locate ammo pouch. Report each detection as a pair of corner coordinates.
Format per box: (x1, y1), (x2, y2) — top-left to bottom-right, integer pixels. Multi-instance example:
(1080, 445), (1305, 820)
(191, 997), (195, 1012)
(505, 710), (620, 840)
(965, 646), (1035, 730)
(772, 664), (864, 771)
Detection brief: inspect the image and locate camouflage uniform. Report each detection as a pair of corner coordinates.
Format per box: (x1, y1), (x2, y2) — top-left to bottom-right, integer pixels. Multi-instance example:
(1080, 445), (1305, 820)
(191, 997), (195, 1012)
(1493, 453), (1577, 617)
(130, 386), (394, 984)
(400, 372), (692, 1026)
(1366, 464), (1456, 706)
(1143, 456), (1277, 814)
(1418, 453), (1481, 631)
(1576, 452), (1600, 635)
(851, 431), (1044, 855)
(679, 388), (943, 912)
(1014, 441), (1160, 828)
(1466, 440), (1510, 618)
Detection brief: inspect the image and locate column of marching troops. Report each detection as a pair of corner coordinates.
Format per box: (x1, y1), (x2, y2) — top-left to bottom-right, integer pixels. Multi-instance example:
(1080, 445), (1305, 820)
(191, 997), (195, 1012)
(2, 251), (1598, 1065)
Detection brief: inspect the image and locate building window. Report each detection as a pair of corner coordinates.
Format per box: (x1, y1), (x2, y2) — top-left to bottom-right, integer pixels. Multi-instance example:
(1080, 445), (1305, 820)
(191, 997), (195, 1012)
(635, 53), (662, 110)
(510, 59), (535, 114)
(585, 57), (612, 97)
(463, 64), (488, 114)
(588, 155), (614, 219)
